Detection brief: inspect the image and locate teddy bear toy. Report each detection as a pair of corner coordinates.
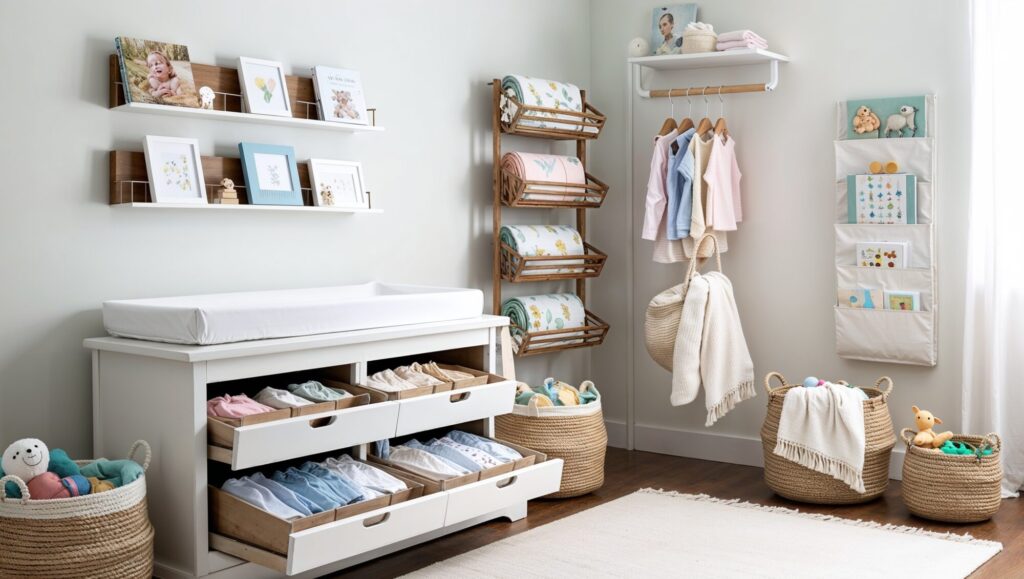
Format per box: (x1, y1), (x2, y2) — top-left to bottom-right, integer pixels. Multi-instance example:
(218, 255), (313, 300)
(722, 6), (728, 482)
(853, 105), (881, 134)
(910, 406), (955, 448)
(2, 438), (90, 499)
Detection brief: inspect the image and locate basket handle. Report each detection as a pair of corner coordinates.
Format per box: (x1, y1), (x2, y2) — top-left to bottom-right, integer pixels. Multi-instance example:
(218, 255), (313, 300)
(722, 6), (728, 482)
(874, 376), (894, 396)
(900, 427), (917, 447)
(0, 475), (30, 504)
(763, 372), (787, 395)
(985, 433), (1002, 452)
(128, 440), (152, 472)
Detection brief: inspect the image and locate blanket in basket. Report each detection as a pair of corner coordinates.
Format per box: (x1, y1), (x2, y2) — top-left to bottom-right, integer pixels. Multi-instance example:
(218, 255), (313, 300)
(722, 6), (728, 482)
(501, 152), (587, 202)
(500, 224), (585, 275)
(500, 75), (597, 133)
(502, 294), (586, 352)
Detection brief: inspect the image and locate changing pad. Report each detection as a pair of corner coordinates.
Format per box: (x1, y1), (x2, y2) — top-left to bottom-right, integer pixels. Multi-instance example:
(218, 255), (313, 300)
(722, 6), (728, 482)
(102, 282), (484, 345)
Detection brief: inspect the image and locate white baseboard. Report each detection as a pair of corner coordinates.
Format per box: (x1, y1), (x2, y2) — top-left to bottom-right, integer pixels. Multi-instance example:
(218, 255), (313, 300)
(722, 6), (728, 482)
(631, 424), (905, 480)
(605, 419), (629, 448)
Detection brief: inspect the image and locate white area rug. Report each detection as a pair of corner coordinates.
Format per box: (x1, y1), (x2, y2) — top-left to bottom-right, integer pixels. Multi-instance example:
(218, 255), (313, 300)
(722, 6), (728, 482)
(402, 489), (1002, 579)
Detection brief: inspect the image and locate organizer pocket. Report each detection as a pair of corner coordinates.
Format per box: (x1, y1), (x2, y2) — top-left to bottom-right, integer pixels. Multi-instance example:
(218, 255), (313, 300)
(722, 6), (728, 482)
(834, 138), (934, 182)
(837, 180), (933, 225)
(834, 306), (936, 366)
(836, 265), (934, 312)
(835, 223), (933, 269)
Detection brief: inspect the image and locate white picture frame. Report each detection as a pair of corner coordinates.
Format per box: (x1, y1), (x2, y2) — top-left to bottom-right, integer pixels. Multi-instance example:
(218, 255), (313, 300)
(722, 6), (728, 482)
(308, 159), (368, 209)
(237, 57), (292, 117)
(142, 136), (207, 204)
(311, 65), (370, 126)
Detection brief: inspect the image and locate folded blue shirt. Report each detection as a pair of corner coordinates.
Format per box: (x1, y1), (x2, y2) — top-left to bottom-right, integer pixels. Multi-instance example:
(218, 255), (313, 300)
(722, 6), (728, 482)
(298, 462), (364, 505)
(270, 469), (341, 511)
(249, 472), (315, 517)
(446, 431), (523, 463)
(405, 439), (482, 472)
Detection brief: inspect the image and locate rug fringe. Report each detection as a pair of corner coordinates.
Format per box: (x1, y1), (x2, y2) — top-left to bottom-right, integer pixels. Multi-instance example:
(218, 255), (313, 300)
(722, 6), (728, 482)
(772, 438), (866, 493)
(636, 488), (1004, 550)
(705, 380), (756, 427)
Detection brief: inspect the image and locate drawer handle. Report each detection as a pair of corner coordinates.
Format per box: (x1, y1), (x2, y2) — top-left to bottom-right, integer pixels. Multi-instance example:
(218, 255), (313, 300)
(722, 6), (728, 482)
(496, 476), (518, 489)
(362, 512), (390, 527)
(308, 416), (338, 429)
(449, 392), (472, 403)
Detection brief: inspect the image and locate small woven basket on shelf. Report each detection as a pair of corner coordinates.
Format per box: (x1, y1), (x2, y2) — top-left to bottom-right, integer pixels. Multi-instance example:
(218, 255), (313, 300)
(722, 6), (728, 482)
(682, 32), (717, 53)
(760, 372), (896, 505)
(496, 403), (607, 498)
(0, 441), (154, 579)
(900, 430), (1003, 523)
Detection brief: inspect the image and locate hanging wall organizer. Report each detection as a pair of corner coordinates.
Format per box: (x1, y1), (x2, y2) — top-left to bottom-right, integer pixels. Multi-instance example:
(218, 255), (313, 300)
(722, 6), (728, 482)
(832, 96), (938, 366)
(491, 80), (610, 356)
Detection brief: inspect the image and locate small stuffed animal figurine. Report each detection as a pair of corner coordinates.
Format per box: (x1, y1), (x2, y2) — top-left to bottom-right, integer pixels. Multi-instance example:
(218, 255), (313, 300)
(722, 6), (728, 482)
(853, 105), (881, 135)
(198, 86), (216, 110)
(910, 406), (955, 448)
(2, 438), (90, 499)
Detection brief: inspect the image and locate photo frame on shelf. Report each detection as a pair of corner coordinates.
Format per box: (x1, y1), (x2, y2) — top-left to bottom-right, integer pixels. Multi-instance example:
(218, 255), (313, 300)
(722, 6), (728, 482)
(115, 37), (200, 108)
(650, 4), (698, 55)
(142, 136), (207, 204)
(238, 142), (302, 206)
(308, 159), (367, 208)
(237, 57), (292, 117)
(312, 66), (369, 126)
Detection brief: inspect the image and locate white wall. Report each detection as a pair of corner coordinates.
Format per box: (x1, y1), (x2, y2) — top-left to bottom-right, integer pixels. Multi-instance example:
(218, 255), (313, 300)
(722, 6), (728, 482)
(589, 0), (971, 455)
(0, 0), (593, 456)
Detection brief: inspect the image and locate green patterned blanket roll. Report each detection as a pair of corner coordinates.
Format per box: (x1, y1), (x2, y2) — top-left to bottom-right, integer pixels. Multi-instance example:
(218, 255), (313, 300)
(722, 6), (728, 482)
(499, 225), (585, 275)
(501, 293), (586, 351)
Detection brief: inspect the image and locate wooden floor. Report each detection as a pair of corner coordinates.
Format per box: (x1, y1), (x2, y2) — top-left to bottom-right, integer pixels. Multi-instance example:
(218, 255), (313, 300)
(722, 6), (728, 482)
(342, 448), (1023, 578)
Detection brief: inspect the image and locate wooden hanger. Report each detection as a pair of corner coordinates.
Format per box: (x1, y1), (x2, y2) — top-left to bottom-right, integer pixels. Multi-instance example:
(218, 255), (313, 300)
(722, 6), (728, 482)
(659, 89), (679, 136)
(695, 87), (713, 136)
(713, 86), (728, 138)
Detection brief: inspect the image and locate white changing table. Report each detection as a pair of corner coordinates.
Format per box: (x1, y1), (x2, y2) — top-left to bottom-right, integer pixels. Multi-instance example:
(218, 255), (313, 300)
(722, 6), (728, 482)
(85, 315), (562, 578)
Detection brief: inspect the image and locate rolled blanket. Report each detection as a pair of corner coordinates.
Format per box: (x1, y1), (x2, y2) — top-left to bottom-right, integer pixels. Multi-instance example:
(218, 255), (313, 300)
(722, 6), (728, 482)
(716, 30), (766, 43)
(500, 74), (597, 134)
(501, 294), (586, 353)
(501, 152), (586, 202)
(500, 225), (585, 275)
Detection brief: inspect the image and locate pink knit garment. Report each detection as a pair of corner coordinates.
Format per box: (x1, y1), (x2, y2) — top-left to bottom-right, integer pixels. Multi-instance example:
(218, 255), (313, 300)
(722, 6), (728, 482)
(206, 394), (276, 418)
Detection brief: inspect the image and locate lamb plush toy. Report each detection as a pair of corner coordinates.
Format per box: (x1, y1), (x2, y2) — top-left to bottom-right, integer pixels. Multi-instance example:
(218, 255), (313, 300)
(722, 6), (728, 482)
(2, 438), (90, 499)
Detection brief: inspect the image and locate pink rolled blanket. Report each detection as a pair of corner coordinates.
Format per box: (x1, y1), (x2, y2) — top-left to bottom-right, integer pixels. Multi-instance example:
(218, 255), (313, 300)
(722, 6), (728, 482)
(501, 152), (586, 202)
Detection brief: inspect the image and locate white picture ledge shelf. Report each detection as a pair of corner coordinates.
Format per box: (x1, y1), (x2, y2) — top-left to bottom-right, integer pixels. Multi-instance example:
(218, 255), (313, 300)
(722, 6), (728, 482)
(112, 102), (385, 133)
(628, 48), (790, 98)
(112, 202), (382, 214)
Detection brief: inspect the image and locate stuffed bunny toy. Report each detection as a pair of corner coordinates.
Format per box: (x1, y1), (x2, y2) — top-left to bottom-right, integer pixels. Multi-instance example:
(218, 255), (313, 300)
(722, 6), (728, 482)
(910, 406), (955, 449)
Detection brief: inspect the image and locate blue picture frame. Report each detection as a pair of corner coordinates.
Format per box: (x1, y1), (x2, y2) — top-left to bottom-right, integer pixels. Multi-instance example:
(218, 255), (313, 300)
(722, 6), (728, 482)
(238, 142), (303, 206)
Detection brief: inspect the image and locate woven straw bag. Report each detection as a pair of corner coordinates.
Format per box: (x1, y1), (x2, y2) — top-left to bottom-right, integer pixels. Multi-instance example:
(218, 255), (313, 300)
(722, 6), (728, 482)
(760, 373), (896, 504)
(900, 430), (1003, 523)
(645, 234), (721, 371)
(496, 401), (607, 498)
(0, 441), (155, 578)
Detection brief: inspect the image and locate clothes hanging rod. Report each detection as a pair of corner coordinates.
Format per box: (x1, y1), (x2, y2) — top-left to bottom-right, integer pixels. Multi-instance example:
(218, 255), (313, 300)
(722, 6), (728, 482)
(647, 83), (767, 98)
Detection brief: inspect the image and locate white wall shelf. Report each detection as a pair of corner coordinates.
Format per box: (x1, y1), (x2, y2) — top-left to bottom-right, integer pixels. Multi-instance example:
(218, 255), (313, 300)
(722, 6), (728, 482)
(629, 48), (790, 98)
(112, 202), (382, 214)
(112, 102), (385, 133)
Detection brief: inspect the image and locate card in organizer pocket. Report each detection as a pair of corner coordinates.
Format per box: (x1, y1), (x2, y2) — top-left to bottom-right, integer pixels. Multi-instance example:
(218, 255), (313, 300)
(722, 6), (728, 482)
(837, 180), (933, 225)
(835, 223), (933, 269)
(834, 138), (935, 183)
(834, 306), (936, 366)
(835, 265), (934, 312)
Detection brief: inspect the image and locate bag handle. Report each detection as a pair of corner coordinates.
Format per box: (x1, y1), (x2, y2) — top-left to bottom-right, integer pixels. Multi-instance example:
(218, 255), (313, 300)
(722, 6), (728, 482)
(763, 371), (788, 395)
(685, 234), (723, 283)
(874, 376), (894, 397)
(900, 427), (916, 447)
(0, 475), (30, 504)
(129, 440), (152, 472)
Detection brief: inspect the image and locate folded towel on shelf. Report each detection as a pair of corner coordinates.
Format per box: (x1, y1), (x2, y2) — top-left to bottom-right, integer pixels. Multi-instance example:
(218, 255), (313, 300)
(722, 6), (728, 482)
(500, 75), (596, 134)
(206, 394), (276, 418)
(501, 294), (587, 353)
(287, 380), (351, 403)
(500, 152), (587, 203)
(364, 369), (421, 392)
(500, 224), (586, 275)
(716, 39), (768, 51)
(773, 382), (867, 493)
(254, 387), (313, 409)
(716, 30), (766, 43)
(685, 22), (715, 33)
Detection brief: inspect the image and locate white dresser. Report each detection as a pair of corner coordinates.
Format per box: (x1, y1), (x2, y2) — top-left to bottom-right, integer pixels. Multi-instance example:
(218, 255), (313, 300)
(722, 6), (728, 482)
(85, 315), (562, 578)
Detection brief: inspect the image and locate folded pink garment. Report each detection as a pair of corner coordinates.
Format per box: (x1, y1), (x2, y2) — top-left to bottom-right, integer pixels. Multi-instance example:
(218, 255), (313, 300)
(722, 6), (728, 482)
(716, 39), (768, 51)
(207, 394), (276, 418)
(716, 30), (765, 43)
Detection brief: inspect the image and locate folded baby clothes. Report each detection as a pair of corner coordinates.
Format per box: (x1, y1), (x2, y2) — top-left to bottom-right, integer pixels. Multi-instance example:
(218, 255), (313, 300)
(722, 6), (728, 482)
(365, 369), (420, 392)
(387, 446), (471, 480)
(249, 472), (316, 516)
(434, 437), (504, 469)
(297, 462), (364, 505)
(270, 469), (342, 512)
(411, 362), (474, 383)
(716, 39), (768, 51)
(405, 439), (482, 473)
(446, 431), (522, 463)
(394, 366), (446, 388)
(287, 380), (351, 403)
(222, 477), (306, 520)
(206, 394), (277, 419)
(323, 455), (408, 496)
(255, 387), (313, 409)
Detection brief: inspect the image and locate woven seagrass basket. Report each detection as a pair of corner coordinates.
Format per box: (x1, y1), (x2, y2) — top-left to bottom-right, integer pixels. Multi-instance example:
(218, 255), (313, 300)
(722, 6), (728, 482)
(761, 373), (896, 504)
(0, 441), (154, 578)
(496, 403), (607, 498)
(900, 430), (1003, 523)
(682, 32), (717, 53)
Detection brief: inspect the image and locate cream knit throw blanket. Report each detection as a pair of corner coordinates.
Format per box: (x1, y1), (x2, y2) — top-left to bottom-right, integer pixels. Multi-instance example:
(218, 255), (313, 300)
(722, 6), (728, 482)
(671, 271), (755, 426)
(774, 383), (866, 493)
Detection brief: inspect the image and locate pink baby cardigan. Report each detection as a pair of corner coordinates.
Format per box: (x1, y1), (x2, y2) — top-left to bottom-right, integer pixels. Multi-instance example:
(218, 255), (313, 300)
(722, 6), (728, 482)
(703, 135), (743, 231)
(206, 394), (276, 419)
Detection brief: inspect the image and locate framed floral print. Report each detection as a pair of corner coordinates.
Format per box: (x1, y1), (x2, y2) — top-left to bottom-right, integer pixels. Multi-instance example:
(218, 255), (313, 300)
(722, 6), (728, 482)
(238, 142), (303, 206)
(142, 136), (207, 204)
(237, 57), (292, 117)
(308, 159), (368, 209)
